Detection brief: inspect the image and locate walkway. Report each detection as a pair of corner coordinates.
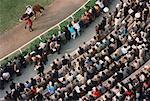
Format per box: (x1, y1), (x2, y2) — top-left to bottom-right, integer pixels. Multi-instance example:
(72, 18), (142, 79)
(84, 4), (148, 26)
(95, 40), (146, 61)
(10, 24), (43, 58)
(0, 0), (86, 59)
(0, 0), (120, 98)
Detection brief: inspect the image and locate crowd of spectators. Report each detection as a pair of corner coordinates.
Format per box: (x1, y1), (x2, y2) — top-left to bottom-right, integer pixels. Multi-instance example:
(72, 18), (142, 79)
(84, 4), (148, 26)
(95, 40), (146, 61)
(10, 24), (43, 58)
(0, 0), (104, 90)
(0, 0), (150, 101)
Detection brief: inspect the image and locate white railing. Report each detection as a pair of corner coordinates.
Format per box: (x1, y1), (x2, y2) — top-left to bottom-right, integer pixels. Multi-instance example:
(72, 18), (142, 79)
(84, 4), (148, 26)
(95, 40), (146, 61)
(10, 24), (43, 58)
(0, 0), (91, 62)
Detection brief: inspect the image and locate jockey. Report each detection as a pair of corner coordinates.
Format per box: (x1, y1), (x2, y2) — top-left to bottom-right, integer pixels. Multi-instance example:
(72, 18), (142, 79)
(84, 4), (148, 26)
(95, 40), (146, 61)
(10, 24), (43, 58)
(25, 5), (34, 16)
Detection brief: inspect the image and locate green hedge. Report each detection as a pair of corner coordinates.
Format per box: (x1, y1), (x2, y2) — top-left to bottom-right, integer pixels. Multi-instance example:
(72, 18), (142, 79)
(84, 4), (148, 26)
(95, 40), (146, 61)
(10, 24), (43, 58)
(0, 50), (21, 67)
(73, 8), (87, 20)
(60, 17), (72, 31)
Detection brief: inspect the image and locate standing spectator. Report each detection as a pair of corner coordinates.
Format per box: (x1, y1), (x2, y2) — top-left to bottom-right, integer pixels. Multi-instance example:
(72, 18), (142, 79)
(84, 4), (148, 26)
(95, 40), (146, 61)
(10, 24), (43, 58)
(64, 27), (71, 41)
(2, 72), (10, 82)
(114, 17), (121, 31)
(35, 62), (44, 76)
(92, 87), (101, 98)
(72, 20), (81, 36)
(68, 24), (76, 39)
(13, 62), (21, 76)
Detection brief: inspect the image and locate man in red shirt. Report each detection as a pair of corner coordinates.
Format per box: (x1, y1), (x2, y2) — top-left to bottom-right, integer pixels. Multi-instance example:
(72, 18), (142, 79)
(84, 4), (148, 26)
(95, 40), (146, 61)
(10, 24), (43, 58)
(25, 18), (33, 32)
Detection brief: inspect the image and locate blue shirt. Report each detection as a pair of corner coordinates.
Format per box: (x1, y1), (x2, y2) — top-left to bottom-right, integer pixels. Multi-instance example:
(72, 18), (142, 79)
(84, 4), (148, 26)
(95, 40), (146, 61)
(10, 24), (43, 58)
(47, 86), (55, 94)
(68, 26), (76, 33)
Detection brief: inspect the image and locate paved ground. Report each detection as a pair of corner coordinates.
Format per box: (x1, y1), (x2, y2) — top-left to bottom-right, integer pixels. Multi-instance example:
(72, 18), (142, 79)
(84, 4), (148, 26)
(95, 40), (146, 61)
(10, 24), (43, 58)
(0, 0), (120, 97)
(0, 0), (87, 59)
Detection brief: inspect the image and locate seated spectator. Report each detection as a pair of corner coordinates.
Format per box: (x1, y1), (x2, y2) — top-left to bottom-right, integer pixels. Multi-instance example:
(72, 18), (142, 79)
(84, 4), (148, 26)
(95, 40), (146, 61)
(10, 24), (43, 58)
(95, 25), (100, 35)
(47, 81), (56, 95)
(25, 81), (32, 89)
(31, 86), (37, 97)
(35, 92), (44, 101)
(13, 62), (21, 76)
(92, 87), (101, 98)
(77, 46), (85, 55)
(49, 40), (61, 54)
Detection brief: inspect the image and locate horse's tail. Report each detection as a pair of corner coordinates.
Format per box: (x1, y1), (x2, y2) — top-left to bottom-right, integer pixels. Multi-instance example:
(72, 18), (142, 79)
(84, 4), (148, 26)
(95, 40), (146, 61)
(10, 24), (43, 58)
(36, 4), (44, 10)
(33, 4), (44, 12)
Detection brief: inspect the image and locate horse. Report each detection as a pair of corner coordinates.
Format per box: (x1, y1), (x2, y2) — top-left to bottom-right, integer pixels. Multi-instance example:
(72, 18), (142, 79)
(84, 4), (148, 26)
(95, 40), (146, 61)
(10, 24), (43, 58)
(20, 4), (44, 21)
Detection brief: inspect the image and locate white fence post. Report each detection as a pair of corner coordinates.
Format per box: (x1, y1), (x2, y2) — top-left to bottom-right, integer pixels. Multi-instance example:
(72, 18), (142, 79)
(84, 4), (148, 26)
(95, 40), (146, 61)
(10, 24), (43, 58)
(19, 49), (22, 54)
(58, 25), (61, 30)
(83, 6), (86, 10)
(38, 36), (42, 40)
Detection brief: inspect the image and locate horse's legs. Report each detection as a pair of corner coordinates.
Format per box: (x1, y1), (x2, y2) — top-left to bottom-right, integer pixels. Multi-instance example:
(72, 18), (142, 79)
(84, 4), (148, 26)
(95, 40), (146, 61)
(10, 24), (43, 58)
(40, 6), (44, 10)
(39, 6), (44, 16)
(38, 10), (43, 16)
(33, 11), (36, 20)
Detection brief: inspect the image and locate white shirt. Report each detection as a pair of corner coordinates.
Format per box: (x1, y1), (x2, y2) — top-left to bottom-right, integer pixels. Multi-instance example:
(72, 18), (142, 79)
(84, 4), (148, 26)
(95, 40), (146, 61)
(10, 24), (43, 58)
(96, 0), (104, 8)
(25, 7), (33, 15)
(139, 74), (145, 82)
(2, 72), (10, 80)
(73, 23), (80, 30)
(121, 47), (127, 54)
(39, 42), (46, 49)
(115, 18), (121, 26)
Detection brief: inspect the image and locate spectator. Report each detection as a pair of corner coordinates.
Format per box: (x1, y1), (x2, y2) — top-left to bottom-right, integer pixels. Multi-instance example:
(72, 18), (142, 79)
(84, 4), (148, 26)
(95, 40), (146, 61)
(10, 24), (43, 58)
(2, 72), (10, 82)
(68, 24), (76, 39)
(30, 78), (37, 86)
(35, 92), (44, 101)
(34, 61), (44, 76)
(64, 27), (71, 41)
(47, 81), (56, 95)
(72, 20), (81, 36)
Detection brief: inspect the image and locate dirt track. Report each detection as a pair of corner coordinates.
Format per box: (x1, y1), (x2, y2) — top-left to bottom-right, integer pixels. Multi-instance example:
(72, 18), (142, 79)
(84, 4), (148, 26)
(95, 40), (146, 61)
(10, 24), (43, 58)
(0, 0), (86, 59)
